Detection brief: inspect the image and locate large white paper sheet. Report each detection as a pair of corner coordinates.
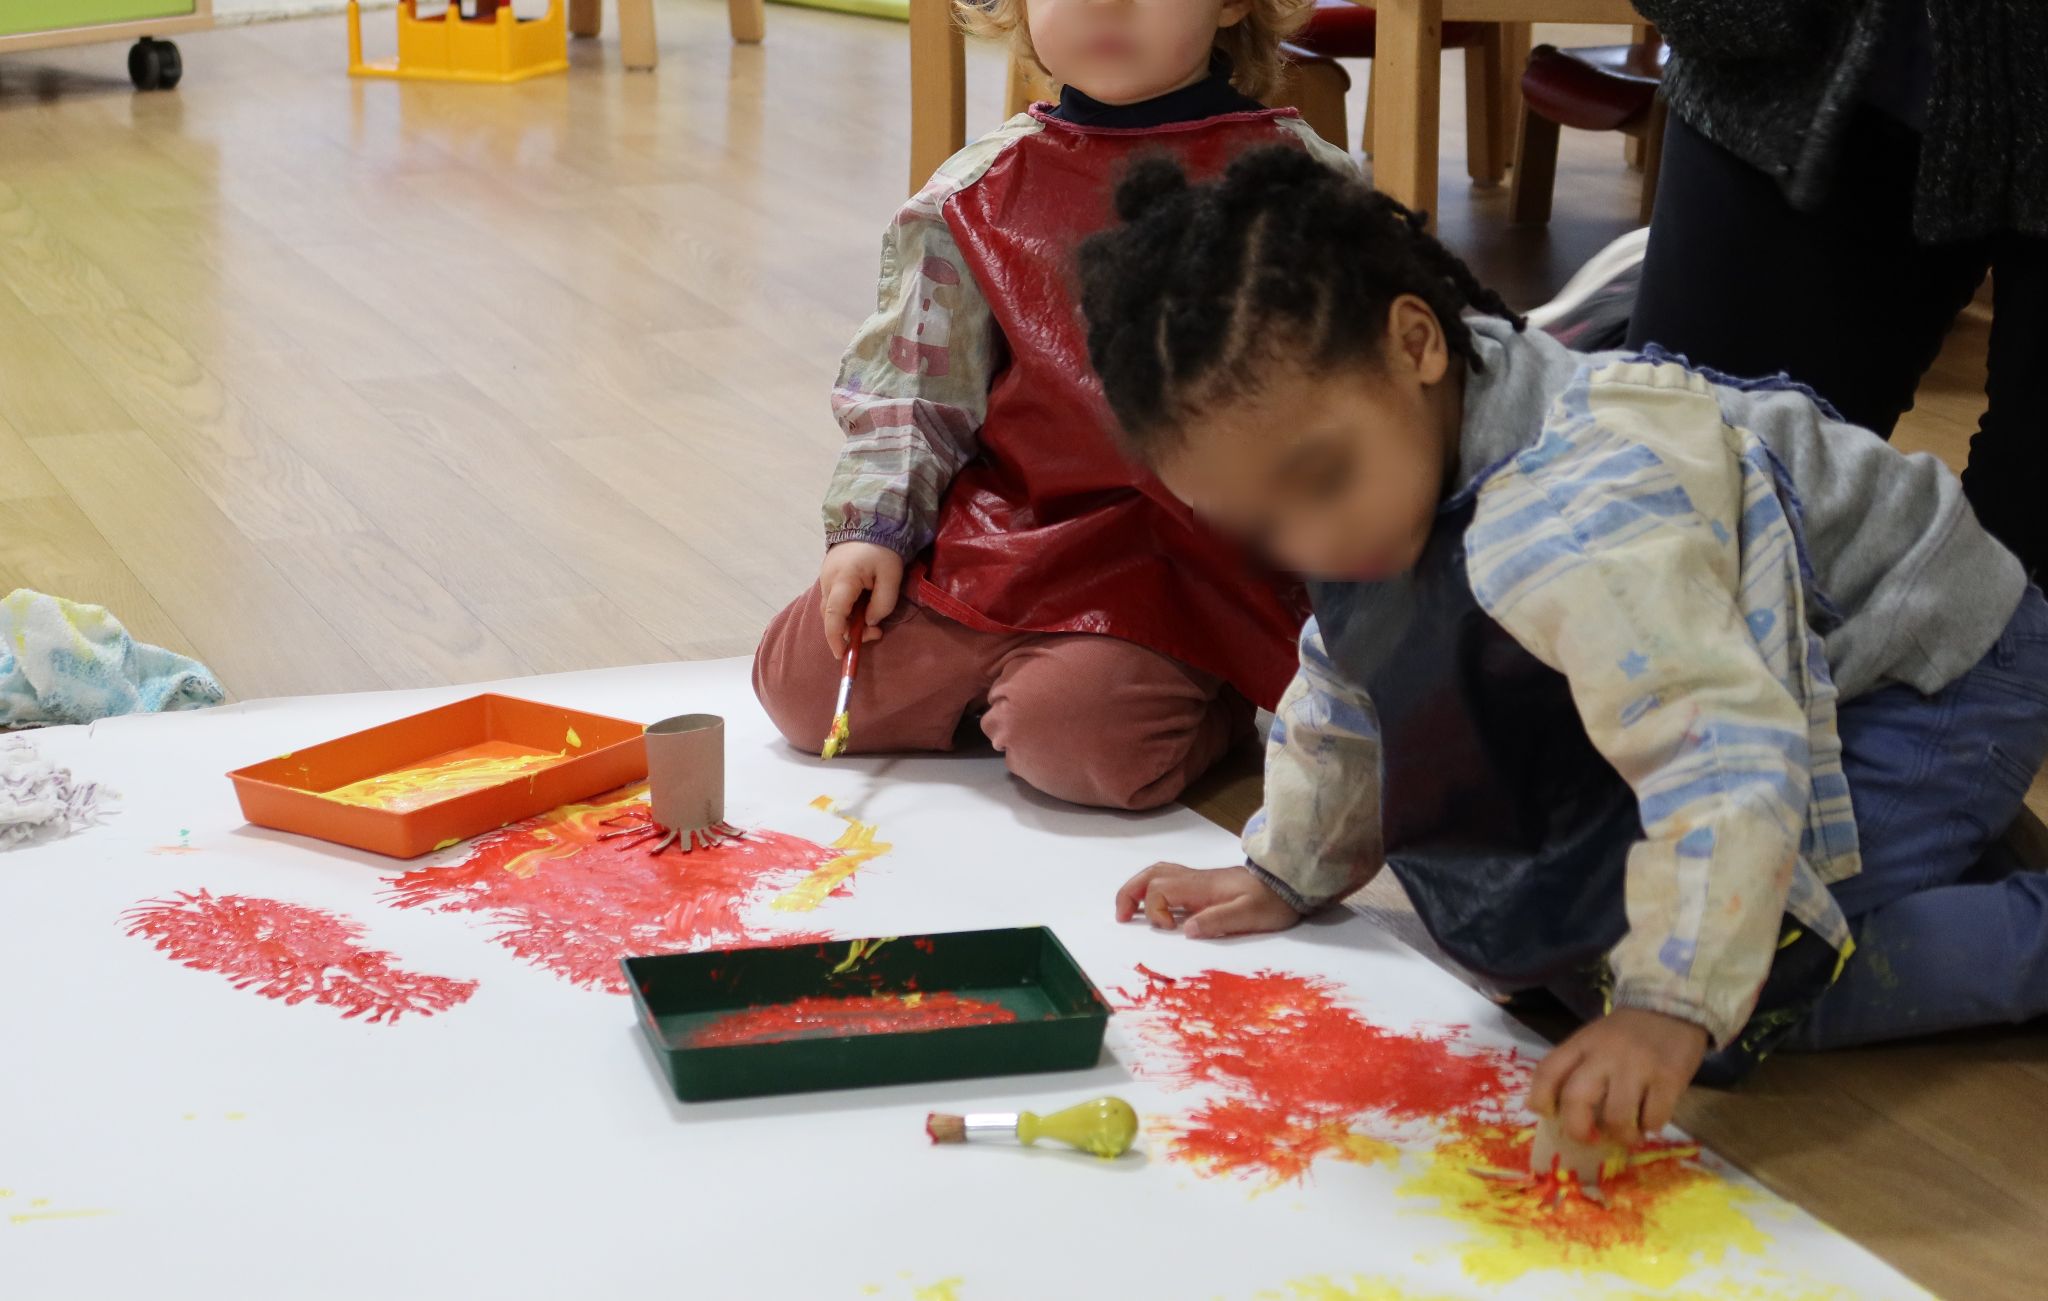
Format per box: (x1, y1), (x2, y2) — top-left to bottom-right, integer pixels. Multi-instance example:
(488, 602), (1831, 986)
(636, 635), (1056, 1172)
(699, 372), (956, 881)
(2, 659), (1925, 1300)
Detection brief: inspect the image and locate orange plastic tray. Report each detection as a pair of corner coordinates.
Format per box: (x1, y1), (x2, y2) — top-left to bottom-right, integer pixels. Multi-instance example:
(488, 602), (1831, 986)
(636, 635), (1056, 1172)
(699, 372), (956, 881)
(228, 694), (648, 859)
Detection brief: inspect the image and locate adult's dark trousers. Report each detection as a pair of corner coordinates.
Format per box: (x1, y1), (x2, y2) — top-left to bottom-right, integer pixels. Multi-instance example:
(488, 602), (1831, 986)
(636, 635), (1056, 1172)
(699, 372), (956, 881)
(1628, 109), (2046, 577)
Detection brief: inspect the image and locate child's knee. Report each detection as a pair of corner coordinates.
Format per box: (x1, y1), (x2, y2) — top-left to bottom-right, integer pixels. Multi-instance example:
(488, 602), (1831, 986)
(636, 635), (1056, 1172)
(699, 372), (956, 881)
(752, 590), (835, 752)
(993, 714), (1185, 810)
(985, 668), (1234, 811)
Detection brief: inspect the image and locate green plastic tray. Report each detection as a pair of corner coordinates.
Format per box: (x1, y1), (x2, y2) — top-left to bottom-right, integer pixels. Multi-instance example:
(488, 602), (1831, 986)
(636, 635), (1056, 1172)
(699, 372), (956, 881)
(622, 927), (1111, 1102)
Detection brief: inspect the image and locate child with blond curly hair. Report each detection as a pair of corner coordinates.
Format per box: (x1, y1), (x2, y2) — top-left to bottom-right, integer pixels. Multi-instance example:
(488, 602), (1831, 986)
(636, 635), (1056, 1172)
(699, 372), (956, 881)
(752, 0), (1349, 810)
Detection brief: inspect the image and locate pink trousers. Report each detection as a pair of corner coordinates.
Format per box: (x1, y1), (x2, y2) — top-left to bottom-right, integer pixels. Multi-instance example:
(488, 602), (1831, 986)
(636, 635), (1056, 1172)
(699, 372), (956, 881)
(751, 584), (1251, 811)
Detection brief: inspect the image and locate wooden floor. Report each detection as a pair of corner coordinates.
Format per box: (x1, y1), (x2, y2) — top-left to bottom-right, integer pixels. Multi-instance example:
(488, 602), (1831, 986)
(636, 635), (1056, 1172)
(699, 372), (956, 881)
(0, 5), (2038, 1296)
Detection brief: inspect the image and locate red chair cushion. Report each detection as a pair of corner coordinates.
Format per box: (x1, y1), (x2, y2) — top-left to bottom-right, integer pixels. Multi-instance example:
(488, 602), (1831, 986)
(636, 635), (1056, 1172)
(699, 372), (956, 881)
(1520, 43), (1666, 133)
(1291, 1), (1487, 60)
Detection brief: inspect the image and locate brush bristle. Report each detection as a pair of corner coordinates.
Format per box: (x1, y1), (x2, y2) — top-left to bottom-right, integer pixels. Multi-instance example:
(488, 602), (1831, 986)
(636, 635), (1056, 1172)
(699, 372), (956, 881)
(820, 714), (850, 761)
(926, 1112), (966, 1145)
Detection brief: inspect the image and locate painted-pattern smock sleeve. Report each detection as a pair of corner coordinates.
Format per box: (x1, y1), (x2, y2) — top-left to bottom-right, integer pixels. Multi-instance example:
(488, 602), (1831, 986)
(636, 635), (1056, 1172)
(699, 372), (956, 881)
(1463, 357), (1856, 1046)
(1241, 617), (1385, 913)
(822, 179), (1000, 559)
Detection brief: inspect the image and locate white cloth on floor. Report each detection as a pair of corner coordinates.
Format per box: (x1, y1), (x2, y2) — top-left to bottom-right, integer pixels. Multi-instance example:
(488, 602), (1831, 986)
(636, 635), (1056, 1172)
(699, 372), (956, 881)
(1, 589), (223, 729)
(0, 735), (115, 850)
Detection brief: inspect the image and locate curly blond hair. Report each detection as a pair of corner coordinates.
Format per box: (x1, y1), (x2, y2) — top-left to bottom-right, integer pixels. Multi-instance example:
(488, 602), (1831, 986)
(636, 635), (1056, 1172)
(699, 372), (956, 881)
(957, 0), (1313, 104)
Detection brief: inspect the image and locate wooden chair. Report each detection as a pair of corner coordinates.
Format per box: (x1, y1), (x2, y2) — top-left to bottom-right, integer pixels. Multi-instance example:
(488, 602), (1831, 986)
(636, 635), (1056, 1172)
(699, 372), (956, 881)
(908, 0), (1520, 195)
(1509, 36), (1668, 226)
(1286, 0), (1511, 181)
(1275, 45), (1353, 151)
(566, 0), (765, 71)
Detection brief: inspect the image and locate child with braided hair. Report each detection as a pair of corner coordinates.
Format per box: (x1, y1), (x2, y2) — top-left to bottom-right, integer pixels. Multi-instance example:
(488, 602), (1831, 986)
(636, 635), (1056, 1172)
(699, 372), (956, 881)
(751, 0), (1352, 811)
(1084, 147), (2048, 1145)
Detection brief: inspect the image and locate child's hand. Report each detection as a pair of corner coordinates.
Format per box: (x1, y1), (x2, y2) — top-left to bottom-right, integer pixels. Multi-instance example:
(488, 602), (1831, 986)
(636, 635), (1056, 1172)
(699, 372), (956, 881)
(1115, 864), (1302, 939)
(1526, 1007), (1709, 1147)
(818, 542), (904, 657)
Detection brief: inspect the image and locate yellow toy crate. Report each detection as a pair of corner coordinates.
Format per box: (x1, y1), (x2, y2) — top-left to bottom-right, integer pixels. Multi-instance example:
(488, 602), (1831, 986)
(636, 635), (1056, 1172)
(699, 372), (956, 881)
(347, 0), (567, 84)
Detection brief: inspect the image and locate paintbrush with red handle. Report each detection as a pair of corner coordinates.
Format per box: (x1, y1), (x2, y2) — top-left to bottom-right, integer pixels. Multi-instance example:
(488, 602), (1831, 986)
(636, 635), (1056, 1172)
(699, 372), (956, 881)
(820, 593), (869, 760)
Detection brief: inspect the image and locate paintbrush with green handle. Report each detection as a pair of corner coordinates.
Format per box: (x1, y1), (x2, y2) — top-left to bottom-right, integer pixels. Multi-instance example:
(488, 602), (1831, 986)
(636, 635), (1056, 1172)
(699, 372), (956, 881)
(820, 593), (869, 761)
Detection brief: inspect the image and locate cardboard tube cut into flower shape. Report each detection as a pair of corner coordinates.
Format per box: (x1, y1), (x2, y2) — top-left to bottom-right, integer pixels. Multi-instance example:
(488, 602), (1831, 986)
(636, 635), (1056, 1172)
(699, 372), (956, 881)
(644, 714), (742, 849)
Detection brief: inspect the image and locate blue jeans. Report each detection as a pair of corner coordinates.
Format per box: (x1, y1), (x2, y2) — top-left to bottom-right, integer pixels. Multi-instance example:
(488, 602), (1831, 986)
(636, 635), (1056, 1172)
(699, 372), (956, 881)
(1790, 586), (2048, 1049)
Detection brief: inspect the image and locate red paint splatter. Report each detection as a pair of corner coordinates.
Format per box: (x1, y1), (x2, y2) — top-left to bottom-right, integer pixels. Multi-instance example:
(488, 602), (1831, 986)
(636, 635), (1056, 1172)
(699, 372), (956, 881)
(688, 993), (1019, 1047)
(382, 792), (844, 994)
(1122, 967), (1525, 1184)
(123, 891), (477, 1024)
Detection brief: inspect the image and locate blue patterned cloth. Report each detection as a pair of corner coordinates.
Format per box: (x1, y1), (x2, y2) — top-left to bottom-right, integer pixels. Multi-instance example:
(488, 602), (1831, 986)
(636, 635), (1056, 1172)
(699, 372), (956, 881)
(1, 590), (223, 728)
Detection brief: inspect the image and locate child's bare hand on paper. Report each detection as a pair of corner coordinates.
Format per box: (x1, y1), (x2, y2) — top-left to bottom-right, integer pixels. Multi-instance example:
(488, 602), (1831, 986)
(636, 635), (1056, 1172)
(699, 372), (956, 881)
(818, 543), (903, 657)
(1115, 864), (1301, 939)
(1526, 1007), (1709, 1147)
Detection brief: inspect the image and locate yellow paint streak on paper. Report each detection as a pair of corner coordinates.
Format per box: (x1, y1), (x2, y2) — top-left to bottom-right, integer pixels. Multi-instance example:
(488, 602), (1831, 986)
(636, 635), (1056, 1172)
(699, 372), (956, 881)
(1403, 1131), (1768, 1289)
(320, 744), (567, 813)
(9, 1208), (113, 1225)
(485, 786), (649, 878)
(772, 807), (892, 913)
(912, 1280), (964, 1301)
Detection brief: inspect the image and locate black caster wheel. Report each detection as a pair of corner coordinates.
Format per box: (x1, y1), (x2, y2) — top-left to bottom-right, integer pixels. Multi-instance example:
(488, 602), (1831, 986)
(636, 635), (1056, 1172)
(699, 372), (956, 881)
(128, 38), (182, 92)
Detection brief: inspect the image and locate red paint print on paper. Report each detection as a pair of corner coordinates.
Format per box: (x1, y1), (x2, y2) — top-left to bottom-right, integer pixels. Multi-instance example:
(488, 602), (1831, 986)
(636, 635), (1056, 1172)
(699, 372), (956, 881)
(1121, 967), (1525, 1185)
(689, 993), (1018, 1047)
(123, 891), (477, 1024)
(382, 791), (849, 994)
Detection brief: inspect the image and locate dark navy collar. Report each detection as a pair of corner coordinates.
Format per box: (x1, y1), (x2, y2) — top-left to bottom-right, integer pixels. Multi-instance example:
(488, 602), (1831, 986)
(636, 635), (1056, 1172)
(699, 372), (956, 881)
(1051, 71), (1264, 128)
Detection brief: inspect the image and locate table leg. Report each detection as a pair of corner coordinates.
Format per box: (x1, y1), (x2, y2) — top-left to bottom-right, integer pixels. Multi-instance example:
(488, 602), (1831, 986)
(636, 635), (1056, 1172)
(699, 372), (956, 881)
(569, 0), (600, 38)
(729, 0), (765, 44)
(909, 0), (966, 195)
(1371, 0), (1444, 222)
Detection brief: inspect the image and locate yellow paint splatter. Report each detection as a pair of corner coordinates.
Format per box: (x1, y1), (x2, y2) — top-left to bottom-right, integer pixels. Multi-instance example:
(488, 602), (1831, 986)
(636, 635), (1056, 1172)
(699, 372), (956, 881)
(809, 795), (835, 812)
(226, 1112), (247, 1121)
(181, 1113), (196, 1121)
(320, 746), (567, 812)
(29, 1198), (47, 1207)
(912, 1280), (964, 1301)
(830, 936), (896, 974)
(566, 728), (582, 748)
(772, 808), (892, 913)
(1403, 1129), (1768, 1289)
(9, 1208), (113, 1225)
(434, 837), (462, 852)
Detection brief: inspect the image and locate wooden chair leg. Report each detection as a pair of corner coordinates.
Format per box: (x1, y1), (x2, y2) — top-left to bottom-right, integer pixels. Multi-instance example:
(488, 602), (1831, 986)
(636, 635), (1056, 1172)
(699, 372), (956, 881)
(1495, 21), (1531, 169)
(1508, 106), (1560, 225)
(909, 0), (966, 195)
(620, 0), (657, 67)
(1464, 31), (1505, 185)
(568, 0), (600, 38)
(1277, 57), (1351, 153)
(728, 0), (765, 44)
(1623, 21), (1652, 168)
(1360, 64), (1376, 159)
(1636, 96), (1668, 225)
